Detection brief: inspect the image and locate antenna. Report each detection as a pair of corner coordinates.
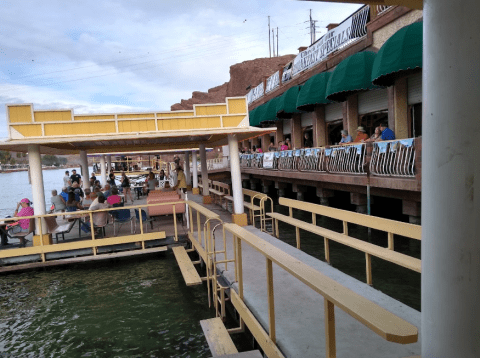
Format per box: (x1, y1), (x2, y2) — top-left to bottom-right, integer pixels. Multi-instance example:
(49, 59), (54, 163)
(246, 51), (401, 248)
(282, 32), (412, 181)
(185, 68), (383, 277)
(276, 27), (279, 57)
(268, 16), (271, 58)
(272, 29), (275, 57)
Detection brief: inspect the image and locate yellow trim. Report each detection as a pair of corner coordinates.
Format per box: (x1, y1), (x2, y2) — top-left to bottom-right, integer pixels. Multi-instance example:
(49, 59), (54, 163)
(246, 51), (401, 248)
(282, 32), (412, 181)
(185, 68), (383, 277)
(157, 111), (194, 118)
(8, 105), (33, 123)
(227, 98), (247, 114)
(117, 113), (155, 119)
(12, 124), (42, 137)
(34, 110), (72, 122)
(74, 114), (115, 120)
(118, 119), (156, 132)
(222, 115), (245, 127)
(195, 105), (227, 116)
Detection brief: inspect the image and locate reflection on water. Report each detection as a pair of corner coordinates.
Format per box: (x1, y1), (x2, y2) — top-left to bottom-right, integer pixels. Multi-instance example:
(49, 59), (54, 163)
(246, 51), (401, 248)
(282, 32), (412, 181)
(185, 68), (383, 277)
(0, 168), (82, 219)
(0, 255), (213, 357)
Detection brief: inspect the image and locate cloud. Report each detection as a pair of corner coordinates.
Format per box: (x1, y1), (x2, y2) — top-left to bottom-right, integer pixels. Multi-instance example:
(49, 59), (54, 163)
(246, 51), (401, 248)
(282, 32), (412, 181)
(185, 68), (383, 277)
(0, 0), (363, 140)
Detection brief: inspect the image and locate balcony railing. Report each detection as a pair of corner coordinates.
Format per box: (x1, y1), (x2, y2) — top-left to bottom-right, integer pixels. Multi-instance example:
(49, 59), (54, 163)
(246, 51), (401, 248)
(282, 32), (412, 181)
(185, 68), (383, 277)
(326, 144), (367, 175)
(370, 139), (416, 177)
(239, 138), (417, 178)
(376, 5), (392, 15)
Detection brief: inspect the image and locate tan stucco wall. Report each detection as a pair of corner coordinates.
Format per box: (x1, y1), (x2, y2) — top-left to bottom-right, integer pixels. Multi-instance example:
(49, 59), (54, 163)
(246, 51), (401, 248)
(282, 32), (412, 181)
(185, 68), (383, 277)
(373, 10), (423, 49)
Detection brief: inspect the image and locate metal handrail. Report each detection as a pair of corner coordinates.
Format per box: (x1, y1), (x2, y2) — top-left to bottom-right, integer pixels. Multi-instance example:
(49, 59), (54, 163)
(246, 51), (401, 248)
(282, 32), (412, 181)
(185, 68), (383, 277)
(370, 139), (415, 177)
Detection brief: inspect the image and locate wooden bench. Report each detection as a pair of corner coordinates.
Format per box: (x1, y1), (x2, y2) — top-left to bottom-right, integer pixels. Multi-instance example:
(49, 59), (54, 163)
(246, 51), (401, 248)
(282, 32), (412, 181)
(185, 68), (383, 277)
(225, 188), (267, 227)
(209, 181), (231, 207)
(200, 317), (238, 357)
(198, 178), (212, 196)
(267, 197), (421, 285)
(172, 246), (202, 286)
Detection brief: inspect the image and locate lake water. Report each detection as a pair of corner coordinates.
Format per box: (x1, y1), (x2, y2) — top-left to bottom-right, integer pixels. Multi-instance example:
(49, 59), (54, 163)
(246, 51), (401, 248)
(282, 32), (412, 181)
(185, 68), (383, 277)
(0, 167), (83, 219)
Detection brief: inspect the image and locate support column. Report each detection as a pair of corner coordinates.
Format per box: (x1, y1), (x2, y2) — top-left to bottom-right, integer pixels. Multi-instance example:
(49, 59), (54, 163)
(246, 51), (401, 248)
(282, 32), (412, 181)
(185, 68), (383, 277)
(346, 94), (358, 141)
(422, 1), (480, 356)
(350, 193), (367, 214)
(27, 144), (50, 245)
(106, 155), (112, 173)
(228, 134), (247, 226)
(199, 144), (211, 204)
(394, 78), (408, 139)
(192, 151), (199, 195)
(262, 134), (271, 153)
(313, 105), (327, 147)
(291, 113), (302, 149)
(317, 187), (334, 206)
(184, 151), (191, 189)
(292, 184), (306, 201)
(275, 121), (283, 147)
(79, 150), (89, 189)
(100, 155), (107, 187)
(275, 181), (287, 198)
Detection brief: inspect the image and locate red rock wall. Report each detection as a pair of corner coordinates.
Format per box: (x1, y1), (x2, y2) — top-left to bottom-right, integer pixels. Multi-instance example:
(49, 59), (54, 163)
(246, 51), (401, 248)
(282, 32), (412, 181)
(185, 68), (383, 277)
(171, 54), (295, 111)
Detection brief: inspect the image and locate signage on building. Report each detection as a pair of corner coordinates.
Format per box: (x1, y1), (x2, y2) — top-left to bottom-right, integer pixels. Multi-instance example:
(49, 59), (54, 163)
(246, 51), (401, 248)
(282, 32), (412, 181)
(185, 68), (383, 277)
(282, 62), (293, 84)
(265, 71), (280, 94)
(291, 5), (369, 77)
(263, 152), (275, 169)
(247, 82), (265, 104)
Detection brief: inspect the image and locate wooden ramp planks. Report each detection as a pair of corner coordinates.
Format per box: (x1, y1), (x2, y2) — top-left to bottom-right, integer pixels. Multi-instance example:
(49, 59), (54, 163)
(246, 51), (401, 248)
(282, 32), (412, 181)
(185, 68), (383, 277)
(172, 246), (202, 286)
(200, 317), (238, 357)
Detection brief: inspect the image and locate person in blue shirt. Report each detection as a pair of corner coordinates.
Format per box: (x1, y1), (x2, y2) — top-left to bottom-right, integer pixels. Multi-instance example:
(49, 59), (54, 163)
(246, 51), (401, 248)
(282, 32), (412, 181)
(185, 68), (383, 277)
(379, 122), (396, 141)
(339, 130), (353, 144)
(60, 187), (69, 202)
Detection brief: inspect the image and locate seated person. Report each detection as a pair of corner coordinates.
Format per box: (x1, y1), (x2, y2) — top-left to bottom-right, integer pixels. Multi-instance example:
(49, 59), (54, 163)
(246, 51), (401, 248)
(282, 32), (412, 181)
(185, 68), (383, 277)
(102, 184), (112, 199)
(51, 189), (66, 213)
(339, 130), (353, 144)
(108, 173), (116, 187)
(107, 187), (123, 206)
(8, 198), (34, 238)
(354, 126), (369, 142)
(364, 127), (381, 142)
(66, 192), (83, 212)
(88, 195), (109, 234)
(378, 122), (396, 141)
(60, 187), (69, 202)
(89, 173), (96, 189)
(82, 188), (93, 209)
(72, 182), (84, 202)
(158, 169), (166, 181)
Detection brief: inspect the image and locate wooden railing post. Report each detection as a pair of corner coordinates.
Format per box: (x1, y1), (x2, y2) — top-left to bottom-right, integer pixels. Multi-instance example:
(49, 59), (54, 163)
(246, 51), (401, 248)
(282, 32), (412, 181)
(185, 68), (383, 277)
(173, 205), (178, 242)
(365, 253), (373, 286)
(236, 237), (243, 300)
(324, 299), (336, 358)
(266, 258), (276, 343)
(197, 211), (201, 246)
(324, 238), (330, 264)
(388, 232), (394, 250)
(89, 212), (96, 255)
(343, 221), (348, 236)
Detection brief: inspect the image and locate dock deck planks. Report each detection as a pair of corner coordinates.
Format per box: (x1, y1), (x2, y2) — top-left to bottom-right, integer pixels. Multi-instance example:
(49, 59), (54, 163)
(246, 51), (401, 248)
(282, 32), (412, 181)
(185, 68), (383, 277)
(172, 246), (202, 286)
(200, 317), (238, 357)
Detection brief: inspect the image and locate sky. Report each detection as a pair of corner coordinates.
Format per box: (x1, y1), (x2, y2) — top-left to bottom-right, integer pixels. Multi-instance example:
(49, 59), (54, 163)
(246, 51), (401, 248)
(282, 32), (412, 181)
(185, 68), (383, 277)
(0, 0), (362, 140)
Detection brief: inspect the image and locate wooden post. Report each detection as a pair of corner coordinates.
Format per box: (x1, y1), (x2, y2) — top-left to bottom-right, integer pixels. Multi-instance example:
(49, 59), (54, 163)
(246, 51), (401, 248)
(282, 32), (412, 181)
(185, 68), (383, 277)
(388, 232), (394, 250)
(237, 238), (243, 300)
(365, 253), (373, 286)
(173, 205), (178, 242)
(296, 227), (301, 250)
(89, 212), (96, 255)
(324, 299), (336, 358)
(343, 221), (348, 236)
(266, 258), (276, 343)
(324, 238), (330, 264)
(197, 211), (201, 246)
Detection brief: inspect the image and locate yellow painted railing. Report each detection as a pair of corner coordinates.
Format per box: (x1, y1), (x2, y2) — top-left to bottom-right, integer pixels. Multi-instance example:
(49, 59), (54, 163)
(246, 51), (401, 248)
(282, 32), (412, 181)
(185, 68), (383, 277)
(223, 223), (418, 358)
(269, 197), (421, 285)
(0, 201), (185, 263)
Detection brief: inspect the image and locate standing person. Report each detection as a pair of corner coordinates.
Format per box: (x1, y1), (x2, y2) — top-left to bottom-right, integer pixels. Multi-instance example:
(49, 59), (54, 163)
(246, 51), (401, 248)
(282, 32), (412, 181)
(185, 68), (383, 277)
(108, 172), (116, 188)
(339, 130), (353, 145)
(121, 172), (133, 204)
(63, 171), (70, 187)
(159, 169), (166, 180)
(173, 165), (187, 193)
(354, 126), (369, 142)
(89, 172), (96, 189)
(378, 122), (396, 141)
(285, 138), (291, 149)
(147, 171), (158, 194)
(70, 169), (82, 186)
(268, 140), (276, 152)
(304, 133), (313, 148)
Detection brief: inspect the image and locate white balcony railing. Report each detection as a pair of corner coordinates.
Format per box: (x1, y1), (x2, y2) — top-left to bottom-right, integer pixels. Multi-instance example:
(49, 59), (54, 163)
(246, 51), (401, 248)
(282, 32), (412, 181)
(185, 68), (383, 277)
(369, 139), (416, 177)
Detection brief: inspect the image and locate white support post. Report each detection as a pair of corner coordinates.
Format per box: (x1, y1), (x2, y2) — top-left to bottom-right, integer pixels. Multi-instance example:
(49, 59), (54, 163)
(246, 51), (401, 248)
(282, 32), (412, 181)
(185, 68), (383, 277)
(27, 144), (46, 235)
(422, 1), (480, 356)
(79, 150), (89, 189)
(100, 155), (107, 187)
(192, 151), (198, 189)
(199, 144), (209, 196)
(228, 134), (244, 215)
(184, 151), (191, 186)
(106, 155), (112, 173)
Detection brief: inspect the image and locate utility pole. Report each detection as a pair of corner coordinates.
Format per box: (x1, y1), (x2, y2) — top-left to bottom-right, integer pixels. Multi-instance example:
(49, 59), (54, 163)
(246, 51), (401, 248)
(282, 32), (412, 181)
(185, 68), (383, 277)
(272, 29), (275, 57)
(276, 27), (279, 57)
(268, 16), (271, 58)
(310, 9), (313, 44)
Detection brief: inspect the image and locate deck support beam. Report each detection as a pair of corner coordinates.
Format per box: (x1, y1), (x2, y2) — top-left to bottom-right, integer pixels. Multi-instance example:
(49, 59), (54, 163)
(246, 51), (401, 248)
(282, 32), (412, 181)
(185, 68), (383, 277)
(228, 134), (247, 225)
(100, 155), (107, 187)
(79, 150), (89, 189)
(422, 0), (480, 356)
(184, 151), (191, 187)
(27, 144), (46, 235)
(192, 150), (199, 194)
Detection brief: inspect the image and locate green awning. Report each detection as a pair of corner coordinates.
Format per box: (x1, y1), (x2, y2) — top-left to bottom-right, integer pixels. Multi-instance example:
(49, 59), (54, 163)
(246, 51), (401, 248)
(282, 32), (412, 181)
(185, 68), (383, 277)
(296, 72), (332, 111)
(326, 51), (377, 102)
(276, 85), (302, 119)
(371, 22), (423, 87)
(264, 97), (280, 122)
(248, 107), (258, 126)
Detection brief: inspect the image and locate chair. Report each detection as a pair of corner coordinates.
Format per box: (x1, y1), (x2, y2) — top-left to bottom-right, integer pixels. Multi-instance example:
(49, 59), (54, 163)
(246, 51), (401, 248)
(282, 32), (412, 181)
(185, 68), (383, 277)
(10, 218), (35, 247)
(44, 216), (75, 242)
(111, 209), (136, 236)
(135, 209), (155, 232)
(92, 211), (109, 238)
